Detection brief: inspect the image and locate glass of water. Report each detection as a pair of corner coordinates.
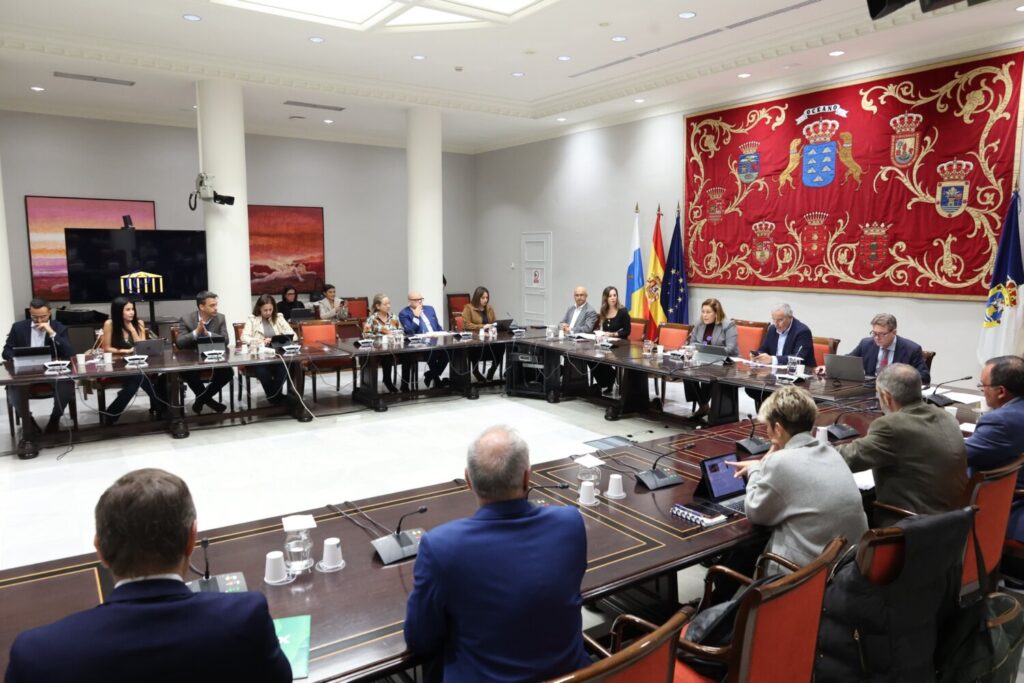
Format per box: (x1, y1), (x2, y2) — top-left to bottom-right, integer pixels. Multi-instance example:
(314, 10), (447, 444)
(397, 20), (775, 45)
(284, 529), (314, 574)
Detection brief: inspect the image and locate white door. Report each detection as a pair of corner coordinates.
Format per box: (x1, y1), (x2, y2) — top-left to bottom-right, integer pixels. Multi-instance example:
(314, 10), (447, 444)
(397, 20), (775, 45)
(521, 232), (551, 327)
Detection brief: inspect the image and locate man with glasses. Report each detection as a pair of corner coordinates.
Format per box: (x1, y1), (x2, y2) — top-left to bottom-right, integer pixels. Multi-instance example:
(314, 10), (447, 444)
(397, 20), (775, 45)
(1, 298), (75, 440)
(967, 355), (1024, 541)
(558, 286), (597, 335)
(747, 303), (815, 408)
(830, 313), (930, 384)
(399, 291), (448, 388)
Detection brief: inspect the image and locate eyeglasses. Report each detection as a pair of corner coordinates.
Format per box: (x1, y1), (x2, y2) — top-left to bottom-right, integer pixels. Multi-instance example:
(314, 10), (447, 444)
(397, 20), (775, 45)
(868, 329), (894, 338)
(977, 382), (1002, 389)
(409, 298), (423, 302)
(29, 315), (49, 322)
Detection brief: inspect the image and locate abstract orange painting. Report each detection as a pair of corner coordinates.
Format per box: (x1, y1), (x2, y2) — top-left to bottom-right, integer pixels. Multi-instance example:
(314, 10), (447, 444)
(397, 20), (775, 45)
(26, 196), (156, 300)
(248, 205), (325, 295)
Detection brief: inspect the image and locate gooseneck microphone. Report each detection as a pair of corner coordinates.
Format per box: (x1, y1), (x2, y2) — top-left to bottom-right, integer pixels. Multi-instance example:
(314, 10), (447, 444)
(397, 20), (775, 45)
(395, 505), (428, 537)
(201, 537), (210, 581)
(736, 413), (771, 455)
(636, 452), (684, 490)
(925, 375), (972, 408)
(185, 537), (247, 593)
(372, 505), (429, 564)
(527, 483), (570, 497)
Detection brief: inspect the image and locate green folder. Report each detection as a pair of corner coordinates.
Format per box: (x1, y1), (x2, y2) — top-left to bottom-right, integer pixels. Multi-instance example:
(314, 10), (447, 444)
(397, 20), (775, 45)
(273, 615), (311, 680)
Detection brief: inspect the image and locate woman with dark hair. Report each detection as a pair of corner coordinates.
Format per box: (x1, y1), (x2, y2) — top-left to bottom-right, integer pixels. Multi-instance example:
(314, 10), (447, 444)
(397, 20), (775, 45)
(100, 297), (162, 423)
(363, 293), (400, 393)
(277, 286), (305, 321)
(686, 297), (739, 420)
(591, 286), (631, 393)
(241, 295), (295, 404)
(316, 283), (348, 320)
(461, 286), (501, 382)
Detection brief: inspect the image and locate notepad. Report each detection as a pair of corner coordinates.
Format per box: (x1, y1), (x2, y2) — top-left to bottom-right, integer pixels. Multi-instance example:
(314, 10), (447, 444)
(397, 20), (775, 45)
(274, 615), (311, 679)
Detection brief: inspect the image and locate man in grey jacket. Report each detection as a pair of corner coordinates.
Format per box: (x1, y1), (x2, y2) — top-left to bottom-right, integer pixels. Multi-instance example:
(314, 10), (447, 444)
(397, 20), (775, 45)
(838, 363), (967, 526)
(558, 287), (597, 335)
(175, 290), (234, 414)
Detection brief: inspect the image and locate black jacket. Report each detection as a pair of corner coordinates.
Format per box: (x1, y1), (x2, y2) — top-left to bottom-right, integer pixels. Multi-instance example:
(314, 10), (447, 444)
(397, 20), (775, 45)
(2, 318), (74, 361)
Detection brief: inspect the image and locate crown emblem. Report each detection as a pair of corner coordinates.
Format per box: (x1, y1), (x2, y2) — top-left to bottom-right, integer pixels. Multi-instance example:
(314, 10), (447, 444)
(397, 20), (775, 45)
(706, 187), (726, 200)
(889, 112), (923, 134)
(751, 220), (775, 238)
(860, 221), (892, 237)
(802, 119), (840, 144)
(738, 141), (760, 155)
(803, 211), (829, 227)
(936, 159), (974, 182)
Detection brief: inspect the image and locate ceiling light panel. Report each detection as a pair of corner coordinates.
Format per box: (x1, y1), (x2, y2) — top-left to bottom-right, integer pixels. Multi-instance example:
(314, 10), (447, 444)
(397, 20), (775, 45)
(442, 0), (545, 15)
(211, 0), (398, 29)
(386, 6), (478, 26)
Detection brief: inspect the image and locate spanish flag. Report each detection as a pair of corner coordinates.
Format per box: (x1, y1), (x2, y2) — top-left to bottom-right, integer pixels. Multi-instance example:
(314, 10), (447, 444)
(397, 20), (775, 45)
(645, 206), (667, 339)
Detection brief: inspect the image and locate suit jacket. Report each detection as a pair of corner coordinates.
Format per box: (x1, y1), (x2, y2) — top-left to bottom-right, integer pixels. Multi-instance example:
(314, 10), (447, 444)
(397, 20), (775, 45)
(966, 397), (1024, 540)
(691, 318), (739, 356)
(240, 314), (295, 345)
(399, 305), (443, 335)
(2, 318), (73, 361)
(559, 303), (597, 334)
(175, 310), (229, 349)
(404, 498), (590, 683)
(755, 317), (816, 367)
(839, 400), (968, 526)
(4, 579), (291, 683)
(848, 335), (931, 385)
(461, 304), (497, 331)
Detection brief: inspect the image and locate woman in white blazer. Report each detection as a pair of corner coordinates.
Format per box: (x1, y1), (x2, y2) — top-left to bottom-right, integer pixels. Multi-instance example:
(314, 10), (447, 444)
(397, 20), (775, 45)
(241, 295), (296, 405)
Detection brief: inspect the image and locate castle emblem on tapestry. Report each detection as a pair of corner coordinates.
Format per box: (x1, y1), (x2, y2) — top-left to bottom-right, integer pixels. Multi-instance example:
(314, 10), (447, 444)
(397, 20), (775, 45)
(684, 51), (1024, 298)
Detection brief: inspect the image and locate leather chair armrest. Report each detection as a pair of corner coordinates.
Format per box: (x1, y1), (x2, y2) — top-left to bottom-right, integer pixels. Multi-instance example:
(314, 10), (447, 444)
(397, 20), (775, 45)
(755, 552), (800, 577)
(872, 501), (916, 518)
(702, 565), (753, 607)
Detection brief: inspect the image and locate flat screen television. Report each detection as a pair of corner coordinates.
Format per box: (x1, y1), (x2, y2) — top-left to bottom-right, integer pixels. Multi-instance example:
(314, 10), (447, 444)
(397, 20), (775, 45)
(64, 228), (209, 303)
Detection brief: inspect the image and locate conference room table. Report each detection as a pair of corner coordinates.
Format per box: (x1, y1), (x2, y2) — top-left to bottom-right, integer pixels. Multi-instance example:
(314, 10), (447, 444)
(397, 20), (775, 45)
(0, 342), (352, 458)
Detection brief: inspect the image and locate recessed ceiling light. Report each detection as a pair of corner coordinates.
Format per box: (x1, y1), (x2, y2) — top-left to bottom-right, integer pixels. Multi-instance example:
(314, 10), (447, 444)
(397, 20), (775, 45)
(323, 119), (334, 124)
(557, 55), (571, 62)
(182, 14), (202, 21)
(611, 35), (627, 42)
(556, 117), (567, 122)
(633, 98), (646, 104)
(678, 11), (697, 19)
(829, 50), (845, 57)
(511, 71), (525, 77)
(412, 54), (426, 61)
(30, 86), (45, 92)
(309, 36), (325, 44)
(192, 105), (197, 109)
(737, 73), (751, 79)
(1016, 5), (1024, 11)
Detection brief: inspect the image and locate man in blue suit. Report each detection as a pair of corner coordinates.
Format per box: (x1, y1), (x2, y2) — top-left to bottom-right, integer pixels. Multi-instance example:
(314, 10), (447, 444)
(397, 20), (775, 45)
(747, 303), (816, 408)
(845, 313), (931, 385)
(404, 425), (590, 683)
(399, 291), (448, 387)
(4, 468), (291, 683)
(1, 298), (75, 438)
(967, 355), (1024, 541)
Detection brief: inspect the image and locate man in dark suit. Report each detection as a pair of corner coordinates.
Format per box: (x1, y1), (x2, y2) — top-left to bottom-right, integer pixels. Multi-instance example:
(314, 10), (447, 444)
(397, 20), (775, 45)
(967, 355), (1024, 540)
(839, 363), (967, 527)
(4, 468), (291, 683)
(399, 291), (448, 387)
(845, 313), (931, 385)
(1, 298), (75, 436)
(404, 425), (590, 683)
(175, 290), (233, 414)
(746, 303), (815, 408)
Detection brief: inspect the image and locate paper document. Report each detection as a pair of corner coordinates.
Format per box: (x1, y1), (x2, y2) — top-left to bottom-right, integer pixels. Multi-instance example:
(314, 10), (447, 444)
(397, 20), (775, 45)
(959, 422), (977, 434)
(574, 453), (607, 469)
(853, 470), (875, 491)
(923, 387), (982, 406)
(274, 615), (311, 679)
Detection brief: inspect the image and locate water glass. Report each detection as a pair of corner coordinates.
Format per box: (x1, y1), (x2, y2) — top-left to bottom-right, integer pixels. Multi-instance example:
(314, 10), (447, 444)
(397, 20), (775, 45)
(787, 355), (801, 374)
(284, 529), (314, 574)
(545, 325), (556, 340)
(642, 339), (654, 357)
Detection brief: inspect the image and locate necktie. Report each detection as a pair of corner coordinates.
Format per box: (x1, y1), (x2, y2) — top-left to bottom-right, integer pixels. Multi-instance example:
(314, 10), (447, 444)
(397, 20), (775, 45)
(879, 350), (889, 370)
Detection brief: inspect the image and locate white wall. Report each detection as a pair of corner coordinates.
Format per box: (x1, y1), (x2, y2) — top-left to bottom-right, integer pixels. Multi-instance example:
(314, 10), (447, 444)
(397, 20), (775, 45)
(0, 111), (477, 319)
(475, 112), (984, 385)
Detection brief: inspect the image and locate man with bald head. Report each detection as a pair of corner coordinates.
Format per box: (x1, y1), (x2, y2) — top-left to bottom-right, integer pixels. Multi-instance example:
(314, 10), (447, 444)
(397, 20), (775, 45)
(404, 425), (590, 683)
(559, 286), (597, 335)
(399, 291), (448, 387)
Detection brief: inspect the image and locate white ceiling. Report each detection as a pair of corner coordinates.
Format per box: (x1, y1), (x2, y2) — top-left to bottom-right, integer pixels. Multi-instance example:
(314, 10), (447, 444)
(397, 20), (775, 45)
(2, 0), (1024, 153)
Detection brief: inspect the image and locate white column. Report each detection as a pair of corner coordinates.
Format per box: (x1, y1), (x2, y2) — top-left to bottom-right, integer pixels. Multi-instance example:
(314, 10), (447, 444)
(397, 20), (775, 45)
(196, 79), (250, 331)
(0, 152), (15, 332)
(407, 107), (444, 314)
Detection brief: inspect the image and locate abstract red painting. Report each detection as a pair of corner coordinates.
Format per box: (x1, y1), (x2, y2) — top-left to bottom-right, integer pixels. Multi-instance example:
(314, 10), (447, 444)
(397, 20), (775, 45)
(248, 205), (325, 295)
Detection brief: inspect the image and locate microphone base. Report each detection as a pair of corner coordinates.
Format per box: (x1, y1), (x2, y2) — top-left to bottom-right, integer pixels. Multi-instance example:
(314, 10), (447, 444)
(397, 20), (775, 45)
(925, 393), (957, 408)
(186, 572), (247, 593)
(371, 529), (425, 565)
(736, 437), (771, 456)
(636, 469), (684, 491)
(827, 423), (861, 442)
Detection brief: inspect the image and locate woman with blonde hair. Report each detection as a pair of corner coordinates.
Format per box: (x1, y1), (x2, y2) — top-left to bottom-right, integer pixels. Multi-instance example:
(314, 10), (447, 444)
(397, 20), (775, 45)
(364, 293), (401, 393)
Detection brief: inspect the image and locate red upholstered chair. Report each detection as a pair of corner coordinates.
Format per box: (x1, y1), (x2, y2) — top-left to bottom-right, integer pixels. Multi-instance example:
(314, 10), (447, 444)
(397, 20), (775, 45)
(674, 537), (845, 683)
(340, 296), (369, 324)
(812, 336), (840, 367)
(544, 608), (694, 683)
(733, 320), (769, 359)
(657, 323), (692, 351)
(629, 318), (646, 342)
(299, 321), (349, 402)
(447, 293), (471, 330)
(856, 527), (906, 586)
(453, 313), (465, 333)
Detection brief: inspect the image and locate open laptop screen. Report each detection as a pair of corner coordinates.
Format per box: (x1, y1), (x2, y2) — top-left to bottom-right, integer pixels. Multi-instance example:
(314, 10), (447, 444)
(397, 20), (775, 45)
(701, 453), (745, 500)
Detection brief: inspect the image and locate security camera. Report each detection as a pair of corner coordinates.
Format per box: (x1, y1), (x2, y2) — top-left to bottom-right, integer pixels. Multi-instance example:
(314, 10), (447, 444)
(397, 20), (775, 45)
(213, 192), (235, 206)
(188, 172), (235, 210)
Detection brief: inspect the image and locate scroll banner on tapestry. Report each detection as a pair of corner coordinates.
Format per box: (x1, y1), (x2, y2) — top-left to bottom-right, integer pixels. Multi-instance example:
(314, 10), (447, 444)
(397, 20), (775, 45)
(684, 50), (1024, 300)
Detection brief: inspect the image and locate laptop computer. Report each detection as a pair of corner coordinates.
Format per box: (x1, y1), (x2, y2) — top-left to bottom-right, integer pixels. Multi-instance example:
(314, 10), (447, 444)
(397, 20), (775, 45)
(693, 343), (730, 365)
(698, 453), (748, 515)
(289, 308), (314, 322)
(196, 334), (227, 355)
(824, 353), (867, 382)
(133, 339), (165, 357)
(495, 319), (514, 333)
(11, 345), (54, 371)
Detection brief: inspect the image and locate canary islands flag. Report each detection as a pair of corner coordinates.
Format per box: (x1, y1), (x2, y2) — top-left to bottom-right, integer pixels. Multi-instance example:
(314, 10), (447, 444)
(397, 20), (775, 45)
(977, 191), (1024, 364)
(626, 207), (645, 319)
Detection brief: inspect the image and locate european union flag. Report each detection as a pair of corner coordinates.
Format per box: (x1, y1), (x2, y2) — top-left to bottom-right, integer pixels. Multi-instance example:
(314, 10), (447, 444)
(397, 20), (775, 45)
(661, 208), (688, 324)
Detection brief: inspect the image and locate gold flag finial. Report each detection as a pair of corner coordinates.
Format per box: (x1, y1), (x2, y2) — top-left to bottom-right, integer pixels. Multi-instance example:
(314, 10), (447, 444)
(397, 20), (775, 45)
(634, 202), (639, 213)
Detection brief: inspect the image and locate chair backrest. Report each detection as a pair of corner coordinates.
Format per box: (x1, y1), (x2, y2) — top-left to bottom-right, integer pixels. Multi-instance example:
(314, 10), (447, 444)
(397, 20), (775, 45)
(812, 336), (840, 367)
(453, 312), (465, 332)
(629, 318), (646, 342)
(300, 321), (337, 346)
(856, 528), (906, 586)
(232, 322), (245, 346)
(658, 323), (692, 351)
(336, 320), (362, 340)
(727, 538), (845, 682)
(923, 350), (936, 372)
(733, 320), (770, 358)
(960, 455), (1024, 600)
(545, 609), (691, 682)
(447, 293), (471, 318)
(341, 296), (369, 320)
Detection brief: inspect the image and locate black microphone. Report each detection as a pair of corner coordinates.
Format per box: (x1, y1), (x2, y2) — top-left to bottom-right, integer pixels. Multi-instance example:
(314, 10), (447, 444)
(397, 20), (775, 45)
(527, 483), (570, 498)
(826, 406), (877, 441)
(925, 375), (972, 407)
(201, 537), (210, 581)
(636, 452), (684, 490)
(736, 413), (770, 455)
(395, 505), (428, 537)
